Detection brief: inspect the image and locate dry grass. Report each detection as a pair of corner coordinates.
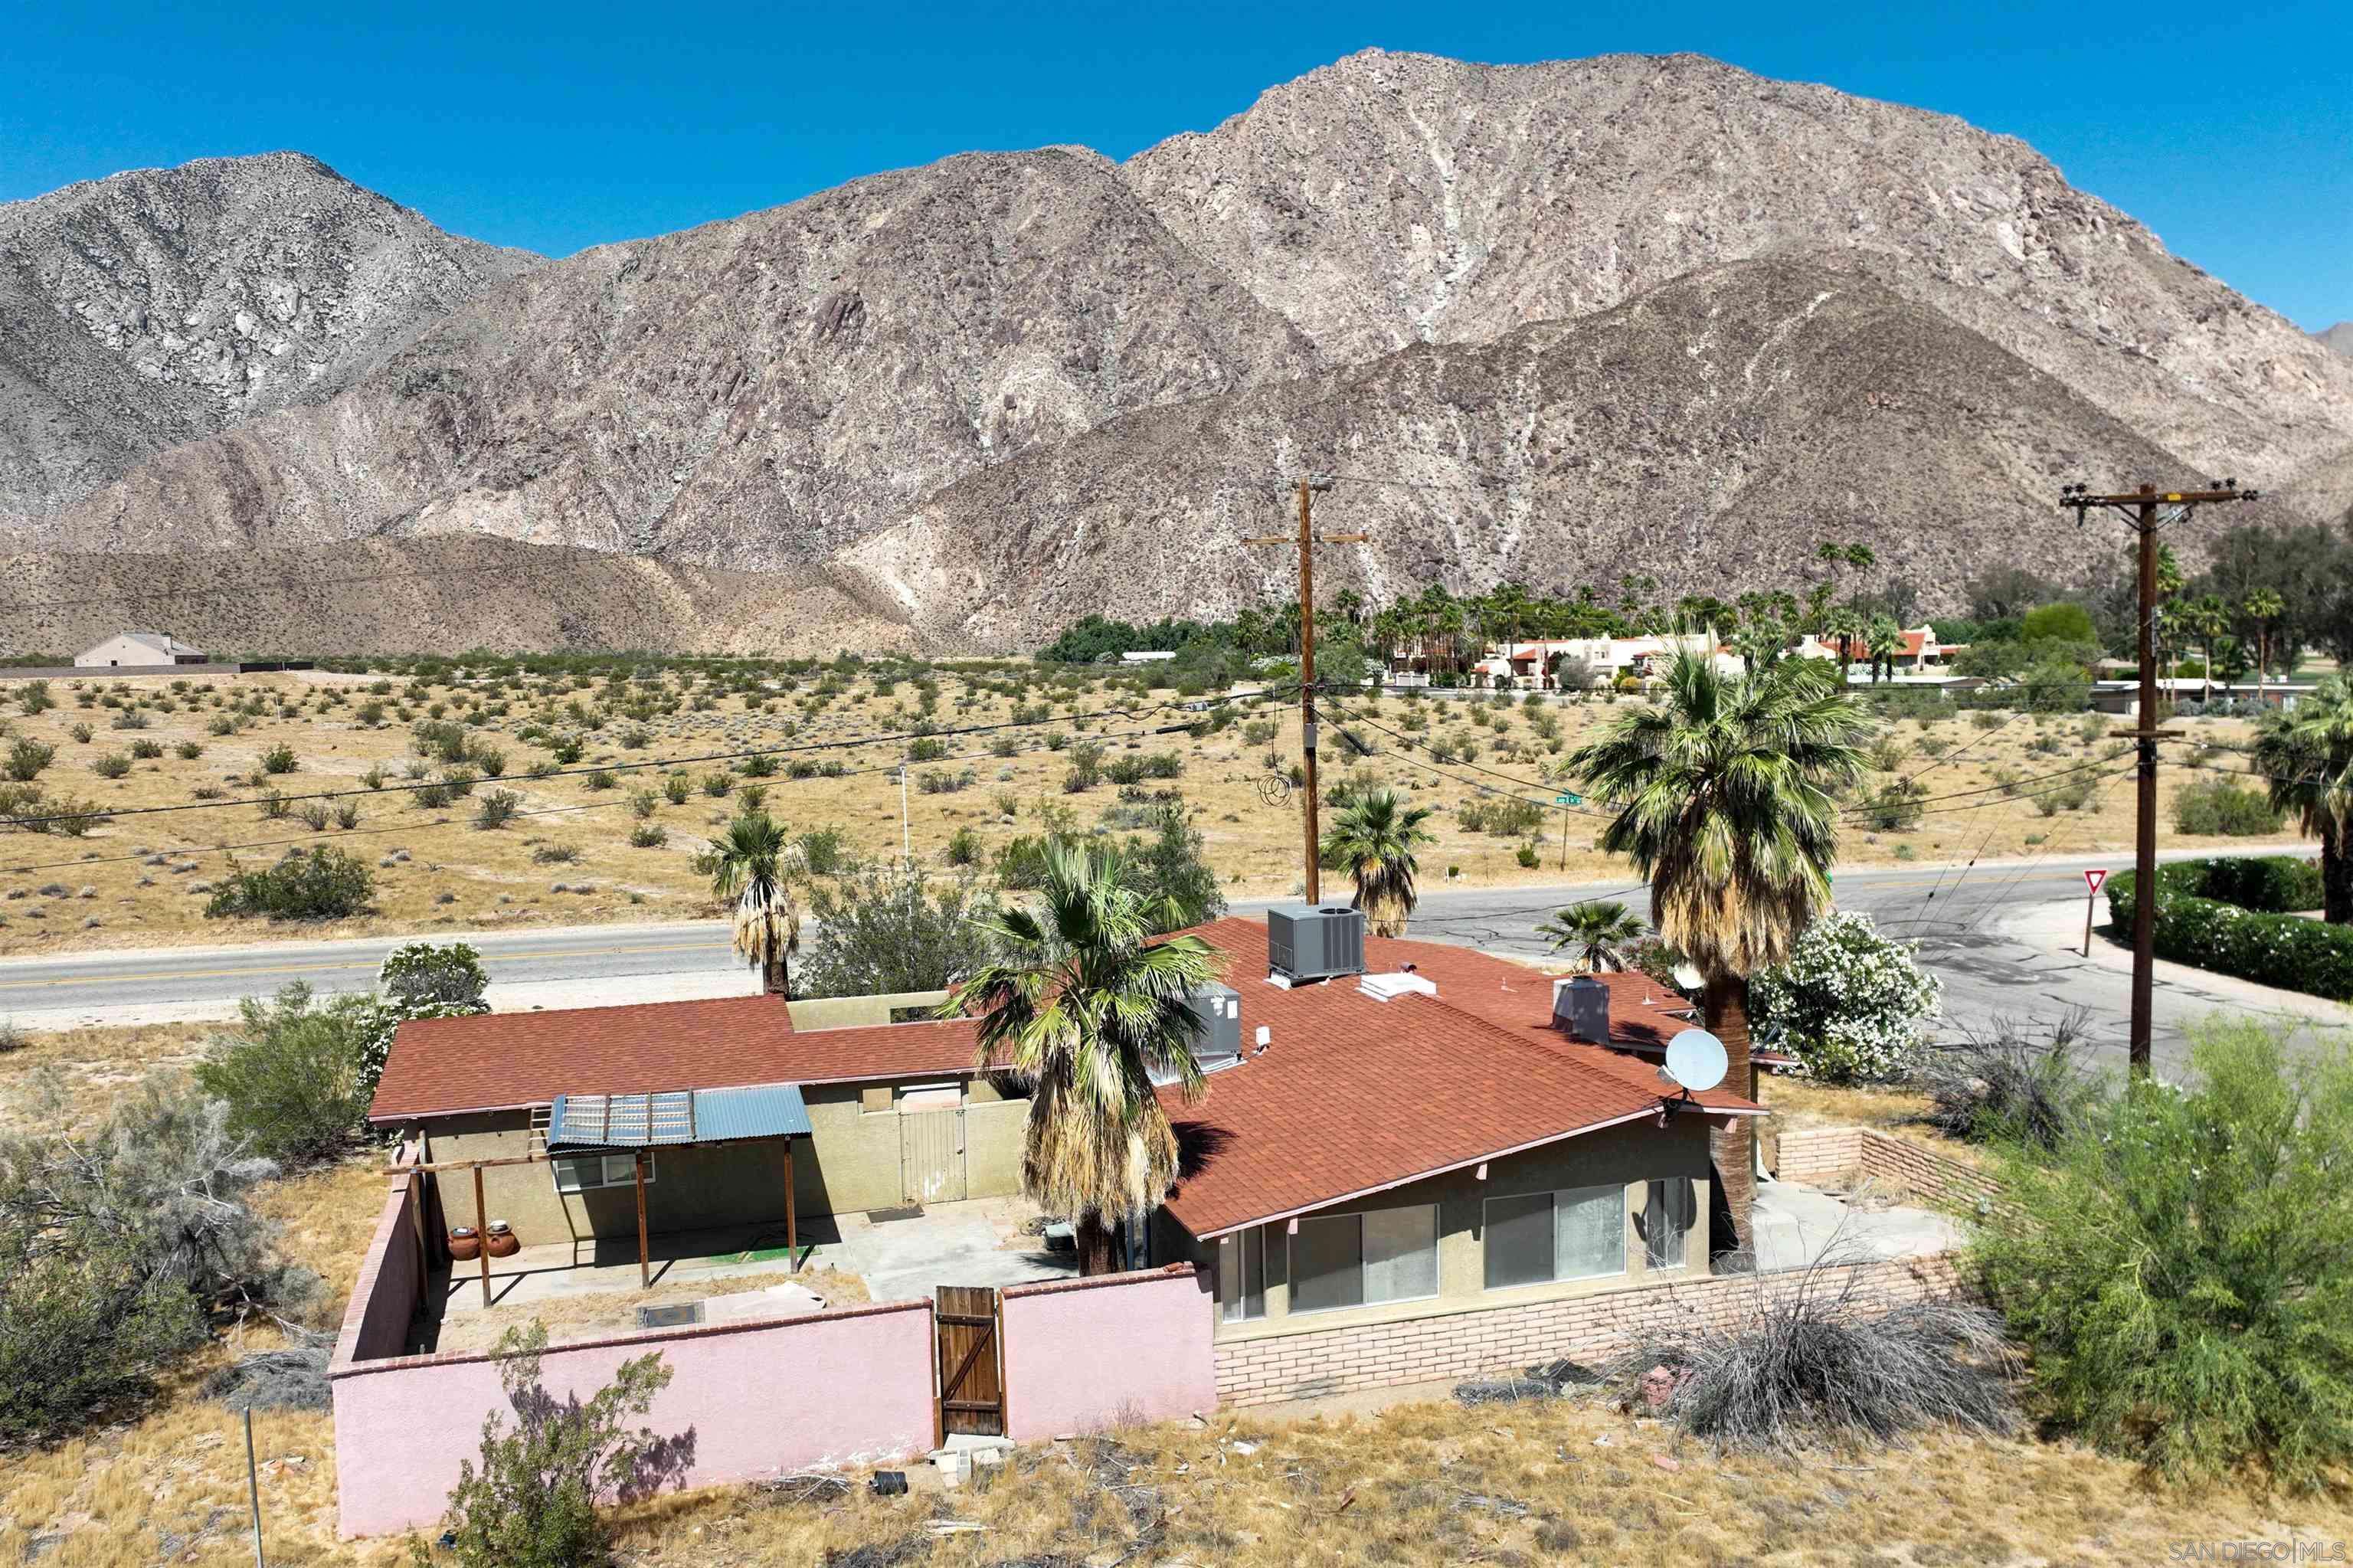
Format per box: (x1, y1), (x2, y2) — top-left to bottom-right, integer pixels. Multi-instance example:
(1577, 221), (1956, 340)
(430, 1264), (874, 1355)
(601, 1395), (2353, 1568)
(0, 1019), (214, 1131)
(0, 667), (2305, 957)
(1755, 1074), (1991, 1170)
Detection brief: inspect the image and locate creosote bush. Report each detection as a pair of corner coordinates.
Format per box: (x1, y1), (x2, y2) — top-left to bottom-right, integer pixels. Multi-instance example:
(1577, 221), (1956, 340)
(1975, 1020), (2353, 1491)
(205, 846), (375, 921)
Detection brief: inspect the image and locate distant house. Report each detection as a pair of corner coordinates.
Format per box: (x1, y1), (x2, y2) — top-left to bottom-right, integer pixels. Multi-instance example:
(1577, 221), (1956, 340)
(75, 630), (207, 668)
(1118, 650), (1179, 663)
(1797, 625), (1952, 676)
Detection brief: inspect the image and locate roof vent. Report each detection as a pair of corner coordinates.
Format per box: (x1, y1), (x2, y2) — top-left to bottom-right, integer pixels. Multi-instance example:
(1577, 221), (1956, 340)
(1266, 905), (1366, 984)
(1357, 972), (1437, 1002)
(1552, 974), (1612, 1044)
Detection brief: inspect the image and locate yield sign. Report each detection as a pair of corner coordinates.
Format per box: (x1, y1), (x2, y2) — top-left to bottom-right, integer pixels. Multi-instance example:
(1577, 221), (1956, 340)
(2083, 868), (2109, 894)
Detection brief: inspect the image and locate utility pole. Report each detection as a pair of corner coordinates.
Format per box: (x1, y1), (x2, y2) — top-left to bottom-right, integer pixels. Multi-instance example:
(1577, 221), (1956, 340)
(1246, 477), (1362, 903)
(2060, 479), (2258, 1075)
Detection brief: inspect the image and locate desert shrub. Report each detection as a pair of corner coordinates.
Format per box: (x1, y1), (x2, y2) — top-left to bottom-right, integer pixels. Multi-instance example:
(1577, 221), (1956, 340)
(205, 847), (375, 921)
(442, 765), (478, 799)
(1629, 1262), (2015, 1449)
(944, 826), (983, 866)
(1750, 912), (1941, 1084)
(90, 751), (132, 779)
(627, 821), (666, 849)
(68, 722), (93, 743)
(1916, 1012), (2097, 1148)
(411, 779), (453, 810)
(474, 788), (523, 829)
(1104, 753), (1147, 785)
(15, 681), (52, 715)
(429, 1322), (678, 1568)
(699, 772), (732, 797)
(627, 787), (660, 820)
(1514, 842), (1540, 868)
(918, 768), (975, 795)
(795, 826), (849, 877)
(532, 843), (580, 865)
(797, 860), (1000, 998)
(2170, 776), (2284, 836)
(1860, 777), (1925, 831)
(3, 738), (54, 781)
(583, 768), (618, 791)
(259, 742), (298, 774)
(1868, 735), (1913, 772)
(1063, 741), (1105, 793)
(208, 715), (237, 736)
(662, 771), (690, 805)
(1456, 797), (1544, 837)
(335, 800), (362, 829)
(109, 709), (151, 731)
(617, 726), (650, 751)
(126, 737), (162, 760)
(907, 735), (950, 762)
(1973, 1021), (2353, 1490)
(175, 739), (204, 760)
(295, 801), (332, 832)
(547, 734), (584, 765)
(0, 1082), (316, 1444)
(194, 984), (373, 1164)
(738, 752), (777, 778)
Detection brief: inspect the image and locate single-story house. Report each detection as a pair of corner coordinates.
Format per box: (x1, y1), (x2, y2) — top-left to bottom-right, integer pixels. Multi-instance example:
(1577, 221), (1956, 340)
(75, 630), (207, 668)
(368, 913), (1772, 1348)
(1144, 916), (1765, 1354)
(368, 990), (1019, 1253)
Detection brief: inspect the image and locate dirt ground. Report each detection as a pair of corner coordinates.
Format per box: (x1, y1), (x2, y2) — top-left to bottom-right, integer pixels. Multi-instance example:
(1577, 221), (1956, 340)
(0, 663), (2304, 957)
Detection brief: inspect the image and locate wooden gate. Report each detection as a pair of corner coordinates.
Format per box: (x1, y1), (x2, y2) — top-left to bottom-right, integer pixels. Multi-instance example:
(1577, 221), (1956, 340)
(934, 1285), (1004, 1438)
(901, 1108), (967, 1205)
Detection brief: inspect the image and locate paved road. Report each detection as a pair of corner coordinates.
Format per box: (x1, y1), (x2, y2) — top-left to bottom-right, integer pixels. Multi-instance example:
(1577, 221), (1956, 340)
(2, 849), (2335, 1075)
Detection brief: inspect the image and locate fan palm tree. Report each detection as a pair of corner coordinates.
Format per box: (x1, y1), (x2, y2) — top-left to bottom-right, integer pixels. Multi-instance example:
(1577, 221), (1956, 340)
(1565, 651), (1871, 1246)
(706, 811), (803, 997)
(2253, 675), (2353, 924)
(2241, 587), (2286, 683)
(945, 842), (1219, 1275)
(1536, 900), (1647, 972)
(1319, 788), (1437, 936)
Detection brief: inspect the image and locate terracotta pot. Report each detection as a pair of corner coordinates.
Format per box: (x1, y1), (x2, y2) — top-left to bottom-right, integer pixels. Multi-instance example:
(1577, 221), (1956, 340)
(447, 1228), (480, 1261)
(484, 1222), (519, 1259)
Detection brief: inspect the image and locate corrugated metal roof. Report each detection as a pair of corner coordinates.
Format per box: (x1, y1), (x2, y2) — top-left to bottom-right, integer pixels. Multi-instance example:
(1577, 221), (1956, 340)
(546, 1082), (810, 1150)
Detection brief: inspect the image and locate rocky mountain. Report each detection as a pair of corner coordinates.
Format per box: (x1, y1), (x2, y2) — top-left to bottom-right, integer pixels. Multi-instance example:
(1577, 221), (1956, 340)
(0, 152), (537, 516)
(5, 51), (2351, 653)
(2317, 322), (2353, 358)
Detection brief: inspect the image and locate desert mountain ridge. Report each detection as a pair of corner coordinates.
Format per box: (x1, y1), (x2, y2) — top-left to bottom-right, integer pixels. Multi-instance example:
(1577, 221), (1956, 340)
(5, 50), (2351, 655)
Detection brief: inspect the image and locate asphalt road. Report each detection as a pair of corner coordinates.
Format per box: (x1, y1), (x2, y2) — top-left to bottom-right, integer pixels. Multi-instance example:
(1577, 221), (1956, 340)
(2, 848), (2333, 1075)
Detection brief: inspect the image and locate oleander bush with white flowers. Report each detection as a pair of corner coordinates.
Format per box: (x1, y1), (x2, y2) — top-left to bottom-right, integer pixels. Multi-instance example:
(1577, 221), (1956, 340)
(2107, 858), (2353, 1001)
(1750, 910), (1942, 1085)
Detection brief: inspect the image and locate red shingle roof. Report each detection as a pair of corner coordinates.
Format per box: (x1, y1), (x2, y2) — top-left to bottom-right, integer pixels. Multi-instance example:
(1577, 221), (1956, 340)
(1156, 919), (1762, 1239)
(368, 995), (980, 1122)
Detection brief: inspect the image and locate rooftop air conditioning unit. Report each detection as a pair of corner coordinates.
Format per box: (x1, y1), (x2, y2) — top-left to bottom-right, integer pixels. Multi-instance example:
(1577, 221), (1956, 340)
(1266, 905), (1366, 984)
(1152, 983), (1243, 1085)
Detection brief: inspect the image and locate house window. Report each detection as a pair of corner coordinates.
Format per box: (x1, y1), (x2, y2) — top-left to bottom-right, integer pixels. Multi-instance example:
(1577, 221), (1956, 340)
(553, 1152), (654, 1193)
(1642, 1177), (1697, 1269)
(1483, 1185), (1627, 1290)
(1289, 1204), (1438, 1314)
(1216, 1226), (1265, 1321)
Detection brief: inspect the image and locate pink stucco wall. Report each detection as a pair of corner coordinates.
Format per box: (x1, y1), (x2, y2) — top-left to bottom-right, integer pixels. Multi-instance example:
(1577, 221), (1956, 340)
(999, 1264), (1217, 1441)
(331, 1298), (937, 1537)
(333, 1154), (425, 1366)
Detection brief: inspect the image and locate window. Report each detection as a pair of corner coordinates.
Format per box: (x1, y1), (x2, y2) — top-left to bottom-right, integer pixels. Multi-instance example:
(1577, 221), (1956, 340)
(553, 1151), (653, 1193)
(1483, 1185), (1626, 1290)
(1642, 1177), (1697, 1269)
(1217, 1227), (1265, 1321)
(1289, 1205), (1438, 1314)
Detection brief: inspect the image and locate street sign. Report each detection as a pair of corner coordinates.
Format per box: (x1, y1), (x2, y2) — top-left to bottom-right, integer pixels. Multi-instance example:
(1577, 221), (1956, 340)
(2084, 869), (2108, 893)
(1556, 793), (1583, 807)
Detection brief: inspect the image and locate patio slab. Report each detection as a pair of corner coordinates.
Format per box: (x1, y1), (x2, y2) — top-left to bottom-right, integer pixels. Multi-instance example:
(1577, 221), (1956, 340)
(1750, 1179), (1966, 1274)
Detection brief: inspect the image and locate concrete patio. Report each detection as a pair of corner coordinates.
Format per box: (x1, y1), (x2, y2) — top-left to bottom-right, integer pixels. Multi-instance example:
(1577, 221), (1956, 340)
(1749, 1178), (1968, 1274)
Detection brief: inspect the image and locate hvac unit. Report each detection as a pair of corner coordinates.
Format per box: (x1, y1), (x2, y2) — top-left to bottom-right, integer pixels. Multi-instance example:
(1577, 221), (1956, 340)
(1265, 905), (1367, 984)
(1149, 983), (1243, 1085)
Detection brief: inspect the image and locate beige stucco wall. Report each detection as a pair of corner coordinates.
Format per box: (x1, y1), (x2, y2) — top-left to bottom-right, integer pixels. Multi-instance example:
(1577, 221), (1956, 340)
(1167, 1117), (1716, 1344)
(409, 1069), (1032, 1245)
(784, 991), (950, 1030)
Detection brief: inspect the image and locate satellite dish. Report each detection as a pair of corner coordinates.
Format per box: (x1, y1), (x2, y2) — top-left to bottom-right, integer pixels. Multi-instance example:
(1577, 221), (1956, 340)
(1671, 962), (1705, 992)
(1664, 1030), (1728, 1094)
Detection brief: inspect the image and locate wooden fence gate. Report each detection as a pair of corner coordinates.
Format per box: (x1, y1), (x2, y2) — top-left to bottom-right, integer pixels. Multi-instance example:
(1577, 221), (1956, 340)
(934, 1285), (1004, 1438)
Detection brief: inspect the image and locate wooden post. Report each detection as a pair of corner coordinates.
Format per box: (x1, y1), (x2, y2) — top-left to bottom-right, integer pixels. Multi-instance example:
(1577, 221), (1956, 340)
(473, 1166), (490, 1308)
(784, 1137), (798, 1273)
(634, 1150), (650, 1290)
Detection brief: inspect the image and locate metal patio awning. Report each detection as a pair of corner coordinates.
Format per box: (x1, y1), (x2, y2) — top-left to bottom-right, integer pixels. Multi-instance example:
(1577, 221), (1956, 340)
(545, 1082), (812, 1151)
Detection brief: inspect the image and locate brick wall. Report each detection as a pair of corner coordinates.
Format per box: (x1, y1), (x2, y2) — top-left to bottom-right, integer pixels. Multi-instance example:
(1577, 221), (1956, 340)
(1773, 1125), (1995, 1213)
(1214, 1252), (1963, 1409)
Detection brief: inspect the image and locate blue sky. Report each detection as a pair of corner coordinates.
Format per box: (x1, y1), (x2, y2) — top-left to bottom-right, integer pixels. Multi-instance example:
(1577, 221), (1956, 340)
(5, 1), (2347, 329)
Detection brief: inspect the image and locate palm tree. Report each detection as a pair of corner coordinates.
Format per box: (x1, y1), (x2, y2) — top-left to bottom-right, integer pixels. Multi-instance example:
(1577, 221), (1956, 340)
(2252, 675), (2353, 924)
(1864, 614), (1905, 684)
(1565, 652), (1871, 1246)
(1536, 900), (1647, 972)
(706, 812), (803, 997)
(946, 843), (1219, 1275)
(1319, 788), (1437, 937)
(2242, 588), (2286, 684)
(2181, 594), (2232, 699)
(1821, 604), (1868, 682)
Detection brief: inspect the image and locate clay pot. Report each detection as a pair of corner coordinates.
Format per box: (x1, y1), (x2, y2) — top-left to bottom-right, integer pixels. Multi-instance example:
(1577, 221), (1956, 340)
(447, 1227), (481, 1262)
(483, 1221), (519, 1259)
